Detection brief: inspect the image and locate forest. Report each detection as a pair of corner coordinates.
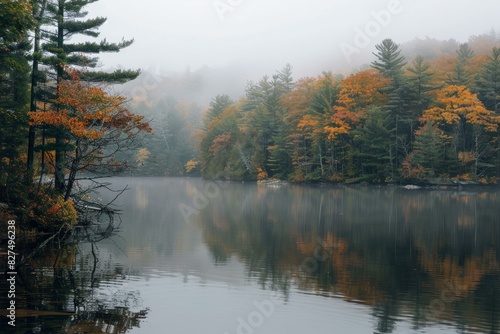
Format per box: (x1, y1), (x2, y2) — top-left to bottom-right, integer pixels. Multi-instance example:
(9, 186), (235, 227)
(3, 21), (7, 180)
(125, 33), (500, 184)
(193, 36), (500, 184)
(0, 0), (150, 234)
(1, 0), (500, 235)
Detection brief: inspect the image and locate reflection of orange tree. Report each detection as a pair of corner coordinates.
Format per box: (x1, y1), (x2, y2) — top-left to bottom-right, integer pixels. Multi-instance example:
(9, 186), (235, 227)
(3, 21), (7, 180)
(198, 185), (500, 331)
(295, 233), (386, 305)
(418, 249), (499, 298)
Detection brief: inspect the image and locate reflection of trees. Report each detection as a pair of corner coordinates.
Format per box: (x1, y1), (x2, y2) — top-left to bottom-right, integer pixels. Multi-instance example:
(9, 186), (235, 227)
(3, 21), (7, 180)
(9, 229), (148, 334)
(198, 184), (500, 333)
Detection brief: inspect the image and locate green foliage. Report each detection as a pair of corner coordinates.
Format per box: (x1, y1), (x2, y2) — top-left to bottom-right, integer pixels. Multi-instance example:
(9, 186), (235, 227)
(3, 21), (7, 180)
(351, 107), (393, 182)
(0, 0), (35, 46)
(198, 44), (499, 184)
(0, 0), (33, 173)
(477, 47), (500, 112)
(372, 39), (407, 78)
(448, 43), (476, 88)
(371, 39), (414, 173)
(403, 121), (449, 179)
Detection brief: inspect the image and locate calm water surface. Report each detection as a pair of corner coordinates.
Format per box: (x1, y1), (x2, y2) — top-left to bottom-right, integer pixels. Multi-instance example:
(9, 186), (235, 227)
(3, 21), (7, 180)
(3, 177), (500, 333)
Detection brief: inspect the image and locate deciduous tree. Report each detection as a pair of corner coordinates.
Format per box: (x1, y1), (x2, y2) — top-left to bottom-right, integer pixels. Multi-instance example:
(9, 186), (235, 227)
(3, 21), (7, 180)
(29, 70), (151, 200)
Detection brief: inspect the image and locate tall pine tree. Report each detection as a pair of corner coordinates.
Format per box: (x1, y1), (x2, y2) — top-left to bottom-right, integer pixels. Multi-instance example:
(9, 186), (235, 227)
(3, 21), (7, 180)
(476, 47), (500, 176)
(28, 0), (140, 193)
(371, 39), (411, 174)
(0, 0), (34, 200)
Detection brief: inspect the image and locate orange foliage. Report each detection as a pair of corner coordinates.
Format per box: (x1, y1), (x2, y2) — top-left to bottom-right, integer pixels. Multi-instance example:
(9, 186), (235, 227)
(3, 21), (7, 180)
(421, 85), (499, 132)
(185, 159), (199, 173)
(209, 133), (232, 154)
(256, 167), (268, 180)
(325, 69), (389, 140)
(335, 69), (389, 112)
(29, 69), (152, 139)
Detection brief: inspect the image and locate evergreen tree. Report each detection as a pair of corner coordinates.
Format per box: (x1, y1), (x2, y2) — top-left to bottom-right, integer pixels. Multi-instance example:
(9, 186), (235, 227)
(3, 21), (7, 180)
(267, 118), (293, 179)
(26, 0), (49, 179)
(477, 47), (500, 112)
(199, 95), (234, 170)
(407, 56), (441, 114)
(243, 73), (289, 174)
(0, 0), (34, 195)
(306, 73), (339, 179)
(371, 39), (411, 173)
(203, 94), (233, 127)
(277, 63), (294, 93)
(372, 39), (407, 79)
(476, 47), (500, 176)
(352, 107), (393, 182)
(448, 43), (475, 88)
(406, 55), (442, 143)
(29, 0), (140, 193)
(408, 121), (448, 178)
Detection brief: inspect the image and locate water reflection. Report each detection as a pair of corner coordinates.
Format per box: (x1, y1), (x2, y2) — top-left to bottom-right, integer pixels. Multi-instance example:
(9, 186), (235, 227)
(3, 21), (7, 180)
(191, 182), (500, 333)
(1, 228), (148, 333)
(4, 178), (499, 334)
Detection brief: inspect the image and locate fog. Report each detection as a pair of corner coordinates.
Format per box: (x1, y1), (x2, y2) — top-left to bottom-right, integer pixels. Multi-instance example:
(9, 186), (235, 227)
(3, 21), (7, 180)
(88, 0), (500, 105)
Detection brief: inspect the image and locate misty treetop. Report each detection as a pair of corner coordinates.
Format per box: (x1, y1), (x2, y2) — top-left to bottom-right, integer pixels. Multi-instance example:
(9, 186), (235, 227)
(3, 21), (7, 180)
(195, 39), (500, 184)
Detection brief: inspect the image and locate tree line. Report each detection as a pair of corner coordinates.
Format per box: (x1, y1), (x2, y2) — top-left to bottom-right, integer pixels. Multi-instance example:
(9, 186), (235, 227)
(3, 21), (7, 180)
(196, 39), (500, 184)
(0, 0), (149, 233)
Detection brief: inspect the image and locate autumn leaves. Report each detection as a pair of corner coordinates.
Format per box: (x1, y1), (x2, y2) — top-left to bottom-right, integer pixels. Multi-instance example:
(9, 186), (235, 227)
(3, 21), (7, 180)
(198, 40), (500, 184)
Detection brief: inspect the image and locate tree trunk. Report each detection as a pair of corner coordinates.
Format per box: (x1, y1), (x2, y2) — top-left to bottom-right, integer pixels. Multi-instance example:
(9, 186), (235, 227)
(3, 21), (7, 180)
(27, 0), (47, 182)
(64, 141), (80, 201)
(54, 0), (65, 193)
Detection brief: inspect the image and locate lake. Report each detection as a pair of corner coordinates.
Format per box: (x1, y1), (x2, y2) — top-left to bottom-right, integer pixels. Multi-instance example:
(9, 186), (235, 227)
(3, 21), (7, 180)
(3, 177), (500, 333)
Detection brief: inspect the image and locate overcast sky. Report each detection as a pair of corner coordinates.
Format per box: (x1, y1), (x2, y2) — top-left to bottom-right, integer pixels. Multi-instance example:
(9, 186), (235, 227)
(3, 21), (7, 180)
(87, 0), (499, 79)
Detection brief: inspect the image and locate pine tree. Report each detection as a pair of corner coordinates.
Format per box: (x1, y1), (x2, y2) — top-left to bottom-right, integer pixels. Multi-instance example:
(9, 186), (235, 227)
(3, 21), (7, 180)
(448, 43), (475, 88)
(277, 63), (294, 93)
(371, 39), (411, 174)
(409, 121), (448, 177)
(267, 118), (292, 179)
(407, 56), (441, 114)
(477, 47), (500, 112)
(352, 107), (393, 182)
(372, 39), (407, 79)
(406, 55), (442, 143)
(203, 94), (233, 127)
(476, 47), (500, 176)
(26, 0), (48, 179)
(0, 0), (34, 188)
(28, 0), (140, 193)
(243, 72), (290, 175)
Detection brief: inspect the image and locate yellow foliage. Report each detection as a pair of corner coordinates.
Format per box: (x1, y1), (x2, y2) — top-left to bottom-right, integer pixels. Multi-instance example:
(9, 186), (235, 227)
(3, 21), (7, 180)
(136, 147), (150, 165)
(297, 115), (318, 131)
(185, 159), (199, 173)
(24, 191), (78, 231)
(421, 85), (499, 132)
(458, 151), (475, 164)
